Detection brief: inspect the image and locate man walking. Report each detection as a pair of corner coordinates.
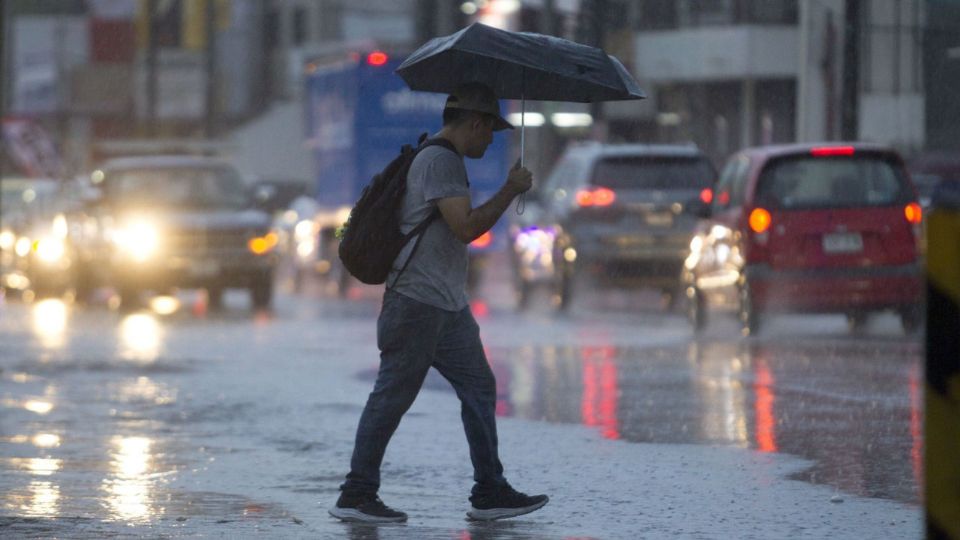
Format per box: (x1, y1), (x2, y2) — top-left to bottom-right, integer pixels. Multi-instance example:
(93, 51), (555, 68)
(329, 82), (548, 523)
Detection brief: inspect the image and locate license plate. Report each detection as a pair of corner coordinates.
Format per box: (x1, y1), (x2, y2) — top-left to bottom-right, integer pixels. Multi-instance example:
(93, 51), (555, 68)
(822, 232), (863, 254)
(644, 212), (673, 227)
(190, 260), (220, 277)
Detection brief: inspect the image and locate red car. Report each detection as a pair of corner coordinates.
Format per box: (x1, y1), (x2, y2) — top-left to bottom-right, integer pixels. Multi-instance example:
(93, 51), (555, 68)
(683, 143), (923, 336)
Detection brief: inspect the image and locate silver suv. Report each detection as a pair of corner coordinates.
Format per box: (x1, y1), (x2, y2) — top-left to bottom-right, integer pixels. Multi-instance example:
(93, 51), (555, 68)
(510, 143), (716, 310)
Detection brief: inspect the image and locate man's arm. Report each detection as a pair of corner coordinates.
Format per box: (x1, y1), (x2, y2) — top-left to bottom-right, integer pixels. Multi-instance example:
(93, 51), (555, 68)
(436, 163), (533, 244)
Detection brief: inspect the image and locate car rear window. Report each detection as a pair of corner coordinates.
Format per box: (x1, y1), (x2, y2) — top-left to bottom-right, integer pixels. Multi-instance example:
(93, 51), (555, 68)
(590, 156), (714, 190)
(756, 155), (913, 209)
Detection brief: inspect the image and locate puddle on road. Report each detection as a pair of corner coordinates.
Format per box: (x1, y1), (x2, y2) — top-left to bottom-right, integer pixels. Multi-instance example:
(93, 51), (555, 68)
(1, 428), (291, 528)
(413, 338), (923, 505)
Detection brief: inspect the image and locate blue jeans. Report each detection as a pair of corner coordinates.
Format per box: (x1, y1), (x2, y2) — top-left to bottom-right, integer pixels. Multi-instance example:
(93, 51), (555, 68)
(341, 290), (506, 497)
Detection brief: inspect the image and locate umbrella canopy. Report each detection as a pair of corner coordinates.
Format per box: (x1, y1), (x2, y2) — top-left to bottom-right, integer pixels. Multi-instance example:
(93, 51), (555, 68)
(396, 22), (645, 103)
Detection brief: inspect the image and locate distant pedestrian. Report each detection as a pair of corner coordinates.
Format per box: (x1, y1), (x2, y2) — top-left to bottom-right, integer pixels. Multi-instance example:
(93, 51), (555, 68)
(329, 82), (548, 523)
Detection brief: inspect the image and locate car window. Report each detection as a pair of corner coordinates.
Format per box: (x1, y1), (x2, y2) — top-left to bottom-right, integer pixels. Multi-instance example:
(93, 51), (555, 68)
(105, 167), (249, 209)
(755, 155), (912, 209)
(542, 155), (585, 205)
(713, 154), (749, 210)
(590, 156), (714, 190)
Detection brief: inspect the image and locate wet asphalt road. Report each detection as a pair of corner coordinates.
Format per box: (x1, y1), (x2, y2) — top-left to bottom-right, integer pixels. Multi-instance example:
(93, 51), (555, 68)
(0, 263), (922, 538)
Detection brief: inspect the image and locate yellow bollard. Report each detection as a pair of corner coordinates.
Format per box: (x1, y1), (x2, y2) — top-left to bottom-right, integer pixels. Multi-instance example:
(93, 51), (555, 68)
(926, 182), (960, 539)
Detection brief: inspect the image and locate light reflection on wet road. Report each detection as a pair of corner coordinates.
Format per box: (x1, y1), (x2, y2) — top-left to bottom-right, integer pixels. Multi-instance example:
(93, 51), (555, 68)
(0, 286), (922, 537)
(466, 338), (923, 504)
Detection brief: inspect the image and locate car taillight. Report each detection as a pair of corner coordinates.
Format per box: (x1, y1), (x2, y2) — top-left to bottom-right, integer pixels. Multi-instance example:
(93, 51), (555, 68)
(749, 208), (772, 234)
(811, 146), (855, 157)
(471, 231), (492, 249)
(700, 188), (713, 204)
(576, 187), (616, 207)
(366, 51), (388, 66)
(904, 202), (922, 224)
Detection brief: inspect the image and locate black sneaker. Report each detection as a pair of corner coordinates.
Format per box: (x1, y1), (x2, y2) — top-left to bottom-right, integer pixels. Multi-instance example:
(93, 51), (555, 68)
(328, 492), (408, 523)
(467, 485), (549, 521)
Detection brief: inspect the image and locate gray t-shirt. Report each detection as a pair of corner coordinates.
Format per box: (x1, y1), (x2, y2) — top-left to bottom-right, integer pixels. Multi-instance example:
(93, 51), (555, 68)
(387, 143), (471, 311)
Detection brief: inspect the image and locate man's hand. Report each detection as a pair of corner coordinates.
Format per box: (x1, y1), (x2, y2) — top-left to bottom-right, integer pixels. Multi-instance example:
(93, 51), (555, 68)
(436, 160), (535, 244)
(505, 158), (533, 195)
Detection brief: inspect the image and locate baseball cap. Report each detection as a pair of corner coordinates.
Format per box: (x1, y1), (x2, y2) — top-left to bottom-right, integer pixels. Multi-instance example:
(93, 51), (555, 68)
(444, 82), (514, 131)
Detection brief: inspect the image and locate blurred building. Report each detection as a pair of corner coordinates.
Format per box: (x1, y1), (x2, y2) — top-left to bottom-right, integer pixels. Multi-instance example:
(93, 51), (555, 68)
(924, 0), (960, 153)
(0, 0), (949, 181)
(602, 0), (927, 166)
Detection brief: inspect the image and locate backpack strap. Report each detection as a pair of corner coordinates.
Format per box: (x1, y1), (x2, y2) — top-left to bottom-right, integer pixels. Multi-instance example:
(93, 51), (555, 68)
(387, 208), (440, 290)
(386, 137), (457, 290)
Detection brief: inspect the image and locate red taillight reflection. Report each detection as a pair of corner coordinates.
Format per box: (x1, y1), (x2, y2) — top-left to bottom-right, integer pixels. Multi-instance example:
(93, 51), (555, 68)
(471, 231), (492, 249)
(576, 187), (616, 207)
(749, 207), (772, 234)
(904, 202), (922, 224)
(700, 188), (714, 204)
(811, 145), (855, 157)
(367, 51), (388, 66)
(754, 357), (778, 453)
(581, 346), (620, 440)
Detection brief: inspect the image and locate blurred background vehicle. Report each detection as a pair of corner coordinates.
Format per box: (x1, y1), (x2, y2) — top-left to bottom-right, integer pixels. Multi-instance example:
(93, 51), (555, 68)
(1, 178), (78, 299)
(0, 1), (950, 320)
(683, 143), (924, 336)
(510, 142), (716, 311)
(71, 156), (278, 309)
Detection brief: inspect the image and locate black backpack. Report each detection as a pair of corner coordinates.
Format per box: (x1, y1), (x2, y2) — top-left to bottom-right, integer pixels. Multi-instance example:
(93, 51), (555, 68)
(337, 133), (457, 285)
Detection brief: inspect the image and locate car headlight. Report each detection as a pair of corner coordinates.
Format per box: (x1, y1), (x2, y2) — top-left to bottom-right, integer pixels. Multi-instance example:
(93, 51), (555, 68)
(294, 219), (315, 241)
(34, 237), (66, 263)
(111, 219), (160, 262)
(15, 236), (33, 257)
(0, 229), (16, 251)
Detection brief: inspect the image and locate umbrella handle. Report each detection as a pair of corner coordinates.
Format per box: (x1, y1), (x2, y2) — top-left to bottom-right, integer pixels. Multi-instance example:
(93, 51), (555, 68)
(516, 80), (526, 215)
(520, 94), (525, 167)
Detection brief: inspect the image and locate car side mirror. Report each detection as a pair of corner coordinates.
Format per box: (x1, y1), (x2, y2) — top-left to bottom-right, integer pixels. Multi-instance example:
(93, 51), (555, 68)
(251, 184), (277, 208)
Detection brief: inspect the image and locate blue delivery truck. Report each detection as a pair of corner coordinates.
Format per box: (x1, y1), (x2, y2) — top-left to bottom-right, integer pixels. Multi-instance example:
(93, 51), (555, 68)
(301, 50), (510, 294)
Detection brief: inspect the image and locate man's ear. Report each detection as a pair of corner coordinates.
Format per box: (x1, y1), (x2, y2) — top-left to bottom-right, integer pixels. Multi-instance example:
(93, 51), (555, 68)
(470, 113), (491, 131)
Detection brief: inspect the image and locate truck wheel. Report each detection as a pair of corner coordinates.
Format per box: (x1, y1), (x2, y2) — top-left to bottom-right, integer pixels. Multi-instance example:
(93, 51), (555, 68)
(739, 281), (761, 337)
(687, 286), (707, 334)
(250, 275), (273, 309)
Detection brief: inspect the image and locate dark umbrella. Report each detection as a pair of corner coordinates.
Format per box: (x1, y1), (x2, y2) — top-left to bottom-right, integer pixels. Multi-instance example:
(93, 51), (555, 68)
(396, 22), (645, 164)
(396, 22), (645, 102)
